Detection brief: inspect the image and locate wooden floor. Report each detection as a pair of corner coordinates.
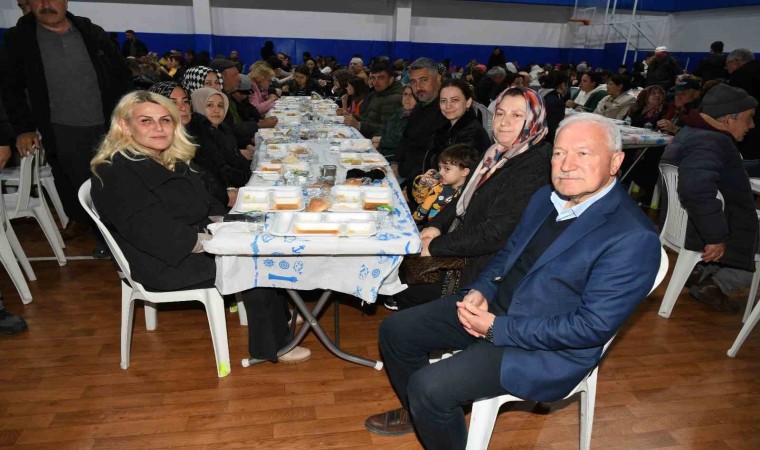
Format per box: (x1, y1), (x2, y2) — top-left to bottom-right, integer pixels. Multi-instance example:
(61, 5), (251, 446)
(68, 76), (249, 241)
(1, 216), (759, 450)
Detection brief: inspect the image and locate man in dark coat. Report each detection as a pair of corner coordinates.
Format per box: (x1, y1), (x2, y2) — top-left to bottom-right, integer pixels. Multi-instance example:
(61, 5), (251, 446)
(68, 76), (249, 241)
(694, 41), (729, 83)
(661, 84), (758, 312)
(0, 0), (133, 256)
(122, 29), (147, 58)
(344, 61), (403, 138)
(646, 46), (681, 90)
(394, 57), (448, 181)
(727, 48), (760, 160)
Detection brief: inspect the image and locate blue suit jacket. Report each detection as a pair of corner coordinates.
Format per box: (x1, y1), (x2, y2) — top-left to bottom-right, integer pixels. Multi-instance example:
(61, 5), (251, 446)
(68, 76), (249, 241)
(467, 183), (661, 402)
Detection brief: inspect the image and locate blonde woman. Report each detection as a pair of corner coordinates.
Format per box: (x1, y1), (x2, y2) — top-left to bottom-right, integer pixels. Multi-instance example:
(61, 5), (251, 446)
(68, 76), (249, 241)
(91, 91), (311, 364)
(248, 61), (279, 115)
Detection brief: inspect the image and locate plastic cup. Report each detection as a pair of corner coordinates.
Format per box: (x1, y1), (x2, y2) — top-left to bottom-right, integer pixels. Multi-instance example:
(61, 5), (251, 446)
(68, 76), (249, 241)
(244, 211), (265, 233)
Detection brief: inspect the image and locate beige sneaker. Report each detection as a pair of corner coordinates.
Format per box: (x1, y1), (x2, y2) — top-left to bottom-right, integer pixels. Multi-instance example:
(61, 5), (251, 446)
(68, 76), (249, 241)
(278, 346), (311, 364)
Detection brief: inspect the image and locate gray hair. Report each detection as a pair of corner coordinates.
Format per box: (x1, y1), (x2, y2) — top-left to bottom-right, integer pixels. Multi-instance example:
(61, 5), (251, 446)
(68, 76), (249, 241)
(727, 48), (755, 64)
(487, 66), (506, 79)
(350, 57), (364, 66)
(409, 57), (438, 73)
(555, 113), (622, 153)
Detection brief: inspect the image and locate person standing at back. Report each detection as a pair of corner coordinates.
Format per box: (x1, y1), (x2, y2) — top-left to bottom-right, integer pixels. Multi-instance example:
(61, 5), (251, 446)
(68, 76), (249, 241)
(0, 0), (133, 257)
(694, 41), (729, 83)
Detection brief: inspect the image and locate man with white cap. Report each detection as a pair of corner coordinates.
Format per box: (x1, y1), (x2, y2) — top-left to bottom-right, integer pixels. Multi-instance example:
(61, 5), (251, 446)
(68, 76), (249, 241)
(661, 84), (758, 312)
(646, 46), (681, 90)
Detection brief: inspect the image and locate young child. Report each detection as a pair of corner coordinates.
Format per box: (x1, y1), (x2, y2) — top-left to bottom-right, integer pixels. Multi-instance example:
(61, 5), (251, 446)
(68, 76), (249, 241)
(411, 144), (480, 223)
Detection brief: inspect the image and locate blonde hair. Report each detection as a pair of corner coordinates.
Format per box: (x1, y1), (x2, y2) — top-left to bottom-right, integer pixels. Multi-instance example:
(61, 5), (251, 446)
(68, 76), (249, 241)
(91, 91), (197, 177)
(249, 60), (275, 84)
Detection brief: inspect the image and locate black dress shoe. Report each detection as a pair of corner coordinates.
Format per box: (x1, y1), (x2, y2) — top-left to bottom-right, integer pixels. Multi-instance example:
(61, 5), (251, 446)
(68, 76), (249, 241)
(689, 278), (740, 313)
(365, 407), (414, 436)
(685, 264), (705, 288)
(92, 242), (112, 260)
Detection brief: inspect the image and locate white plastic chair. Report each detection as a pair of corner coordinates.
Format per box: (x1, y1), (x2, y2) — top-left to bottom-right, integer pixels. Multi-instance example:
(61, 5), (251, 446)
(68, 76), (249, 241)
(0, 180), (35, 304)
(78, 180), (233, 377)
(727, 254), (760, 357)
(471, 102), (494, 143)
(657, 163), (725, 318)
(3, 155), (67, 266)
(465, 247), (670, 450)
(1, 160), (68, 229)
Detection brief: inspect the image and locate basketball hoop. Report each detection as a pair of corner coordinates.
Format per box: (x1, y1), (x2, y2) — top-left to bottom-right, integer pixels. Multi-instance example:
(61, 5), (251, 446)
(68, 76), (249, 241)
(568, 18), (591, 26)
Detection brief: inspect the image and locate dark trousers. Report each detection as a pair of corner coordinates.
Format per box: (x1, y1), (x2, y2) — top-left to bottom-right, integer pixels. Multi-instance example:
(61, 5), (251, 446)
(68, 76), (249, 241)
(394, 271), (443, 310)
(380, 295), (507, 450)
(240, 287), (291, 362)
(48, 123), (104, 223)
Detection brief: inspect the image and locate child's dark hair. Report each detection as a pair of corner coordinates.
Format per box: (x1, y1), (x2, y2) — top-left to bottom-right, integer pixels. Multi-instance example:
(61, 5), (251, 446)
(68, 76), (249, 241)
(439, 144), (481, 170)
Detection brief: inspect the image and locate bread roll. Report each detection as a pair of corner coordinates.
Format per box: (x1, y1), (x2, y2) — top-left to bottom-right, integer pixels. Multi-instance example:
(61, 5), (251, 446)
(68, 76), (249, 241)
(307, 198), (330, 212)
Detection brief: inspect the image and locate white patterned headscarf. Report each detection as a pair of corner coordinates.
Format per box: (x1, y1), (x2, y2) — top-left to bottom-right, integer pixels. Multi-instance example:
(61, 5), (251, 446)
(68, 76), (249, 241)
(181, 66), (222, 96)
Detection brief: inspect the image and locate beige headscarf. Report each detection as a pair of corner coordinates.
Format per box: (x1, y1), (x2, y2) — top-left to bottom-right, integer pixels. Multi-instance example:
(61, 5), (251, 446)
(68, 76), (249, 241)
(191, 87), (229, 120)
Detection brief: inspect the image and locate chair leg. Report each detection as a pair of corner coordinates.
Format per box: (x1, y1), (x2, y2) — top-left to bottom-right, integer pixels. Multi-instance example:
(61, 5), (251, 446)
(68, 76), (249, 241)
(743, 261), (760, 324)
(5, 220), (36, 281)
(728, 299), (760, 357)
(31, 205), (67, 266)
(0, 234), (33, 304)
(235, 292), (247, 326)
(204, 293), (232, 377)
(121, 283), (136, 370)
(144, 302), (158, 331)
(466, 396), (505, 450)
(580, 369), (598, 450)
(41, 176), (69, 229)
(658, 250), (701, 318)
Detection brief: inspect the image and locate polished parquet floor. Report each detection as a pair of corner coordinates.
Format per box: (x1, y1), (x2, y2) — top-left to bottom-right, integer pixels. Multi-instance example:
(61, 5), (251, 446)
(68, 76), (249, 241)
(1, 215), (759, 450)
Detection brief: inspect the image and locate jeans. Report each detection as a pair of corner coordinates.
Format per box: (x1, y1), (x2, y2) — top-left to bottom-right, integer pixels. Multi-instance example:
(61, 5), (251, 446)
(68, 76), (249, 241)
(380, 295), (507, 450)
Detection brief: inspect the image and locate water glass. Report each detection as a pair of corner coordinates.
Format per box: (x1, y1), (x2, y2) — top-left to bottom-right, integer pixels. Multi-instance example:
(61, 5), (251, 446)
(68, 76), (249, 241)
(244, 211), (266, 233)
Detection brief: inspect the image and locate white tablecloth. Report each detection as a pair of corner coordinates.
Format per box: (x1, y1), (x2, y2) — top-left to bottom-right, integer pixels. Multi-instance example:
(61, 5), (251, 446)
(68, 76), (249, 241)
(203, 133), (422, 303)
(564, 109), (674, 149)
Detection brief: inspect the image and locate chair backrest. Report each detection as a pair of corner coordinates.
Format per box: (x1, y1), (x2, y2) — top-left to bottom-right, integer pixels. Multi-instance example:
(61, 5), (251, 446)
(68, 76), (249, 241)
(658, 163), (690, 252)
(7, 155), (39, 217)
(659, 163), (724, 252)
(471, 101), (494, 142)
(78, 180), (147, 295)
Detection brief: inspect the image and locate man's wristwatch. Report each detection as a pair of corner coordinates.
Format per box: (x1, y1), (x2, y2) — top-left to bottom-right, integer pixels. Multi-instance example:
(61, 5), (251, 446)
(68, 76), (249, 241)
(484, 322), (494, 343)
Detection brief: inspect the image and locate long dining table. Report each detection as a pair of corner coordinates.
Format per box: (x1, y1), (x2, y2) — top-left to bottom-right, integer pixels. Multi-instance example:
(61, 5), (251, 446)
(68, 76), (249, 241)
(203, 97), (422, 370)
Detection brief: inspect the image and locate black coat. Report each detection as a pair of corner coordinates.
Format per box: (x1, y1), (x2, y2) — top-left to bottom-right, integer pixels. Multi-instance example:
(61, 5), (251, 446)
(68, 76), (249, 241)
(422, 108), (492, 173)
(427, 141), (552, 284)
(694, 53), (728, 82)
(729, 59), (760, 160)
(0, 12), (133, 146)
(661, 112), (758, 271)
(646, 55), (681, 90)
(396, 98), (448, 179)
(0, 96), (12, 147)
(122, 38), (147, 58)
(542, 89), (566, 143)
(188, 114), (251, 202)
(91, 153), (225, 291)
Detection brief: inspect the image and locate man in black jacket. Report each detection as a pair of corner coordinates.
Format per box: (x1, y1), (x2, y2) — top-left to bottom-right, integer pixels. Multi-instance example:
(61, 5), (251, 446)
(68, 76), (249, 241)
(0, 0), (133, 256)
(122, 29), (147, 58)
(394, 57), (447, 181)
(646, 46), (681, 90)
(694, 41), (729, 83)
(661, 84), (758, 311)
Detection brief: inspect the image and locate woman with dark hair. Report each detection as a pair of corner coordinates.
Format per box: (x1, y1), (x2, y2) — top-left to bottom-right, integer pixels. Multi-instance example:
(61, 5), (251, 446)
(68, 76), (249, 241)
(595, 74), (635, 119)
(422, 78), (491, 174)
(330, 68), (352, 101)
(628, 85), (667, 129)
(375, 84), (417, 163)
(387, 87), (552, 310)
(344, 76), (369, 119)
(282, 64), (324, 97)
(539, 70), (569, 142)
(566, 71), (607, 112)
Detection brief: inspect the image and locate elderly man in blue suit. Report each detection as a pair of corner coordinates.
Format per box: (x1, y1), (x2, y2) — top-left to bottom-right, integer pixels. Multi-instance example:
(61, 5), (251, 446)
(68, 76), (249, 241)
(365, 113), (662, 449)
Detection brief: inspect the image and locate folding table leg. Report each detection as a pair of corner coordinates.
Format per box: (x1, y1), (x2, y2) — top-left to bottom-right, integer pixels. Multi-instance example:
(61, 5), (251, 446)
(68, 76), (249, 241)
(242, 289), (383, 370)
